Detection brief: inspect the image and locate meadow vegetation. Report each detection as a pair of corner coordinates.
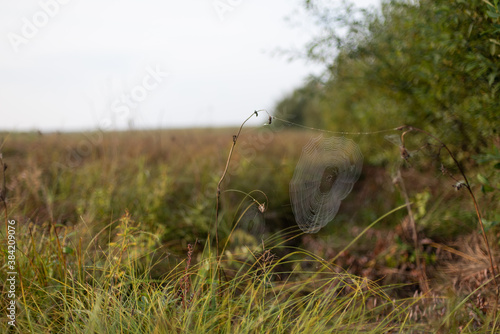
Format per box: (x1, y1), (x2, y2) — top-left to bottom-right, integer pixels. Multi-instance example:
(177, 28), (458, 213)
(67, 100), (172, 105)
(0, 124), (499, 332)
(1, 0), (500, 332)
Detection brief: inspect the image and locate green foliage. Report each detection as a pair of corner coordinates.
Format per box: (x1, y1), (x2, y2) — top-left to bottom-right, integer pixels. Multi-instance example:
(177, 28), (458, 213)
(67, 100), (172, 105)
(279, 0), (500, 154)
(274, 80), (324, 128)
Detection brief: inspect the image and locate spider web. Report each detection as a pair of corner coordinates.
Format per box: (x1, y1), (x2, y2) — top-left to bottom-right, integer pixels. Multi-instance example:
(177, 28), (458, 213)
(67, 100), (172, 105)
(384, 134), (441, 172)
(290, 135), (363, 233)
(238, 201), (266, 237)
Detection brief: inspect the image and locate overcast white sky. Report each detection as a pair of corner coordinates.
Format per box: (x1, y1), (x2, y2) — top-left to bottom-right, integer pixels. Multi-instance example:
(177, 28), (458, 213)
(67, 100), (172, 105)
(0, 0), (379, 132)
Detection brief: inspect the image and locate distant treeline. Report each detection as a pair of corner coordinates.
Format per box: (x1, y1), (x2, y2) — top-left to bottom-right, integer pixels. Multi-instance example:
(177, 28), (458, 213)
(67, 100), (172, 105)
(276, 0), (499, 152)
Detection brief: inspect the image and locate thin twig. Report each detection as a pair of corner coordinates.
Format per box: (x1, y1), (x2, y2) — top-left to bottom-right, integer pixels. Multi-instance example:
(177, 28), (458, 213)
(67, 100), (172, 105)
(214, 110), (261, 256)
(394, 169), (430, 293)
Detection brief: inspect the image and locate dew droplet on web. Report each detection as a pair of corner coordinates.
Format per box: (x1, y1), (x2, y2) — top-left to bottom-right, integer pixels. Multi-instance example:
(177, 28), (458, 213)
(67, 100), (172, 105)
(290, 135), (363, 233)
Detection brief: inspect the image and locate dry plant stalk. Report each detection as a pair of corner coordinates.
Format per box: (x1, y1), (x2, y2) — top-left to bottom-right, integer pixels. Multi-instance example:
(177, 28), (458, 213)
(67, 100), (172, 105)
(393, 169), (430, 293)
(180, 243), (194, 308)
(214, 110), (262, 254)
(397, 125), (498, 312)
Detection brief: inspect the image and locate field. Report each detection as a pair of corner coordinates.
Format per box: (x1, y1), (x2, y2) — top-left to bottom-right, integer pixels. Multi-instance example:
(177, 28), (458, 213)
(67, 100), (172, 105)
(1, 121), (499, 333)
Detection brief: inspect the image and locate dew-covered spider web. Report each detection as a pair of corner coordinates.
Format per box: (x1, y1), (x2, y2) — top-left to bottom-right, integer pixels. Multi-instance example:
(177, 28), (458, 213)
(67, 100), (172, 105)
(238, 201), (266, 238)
(384, 134), (441, 173)
(290, 135), (363, 233)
